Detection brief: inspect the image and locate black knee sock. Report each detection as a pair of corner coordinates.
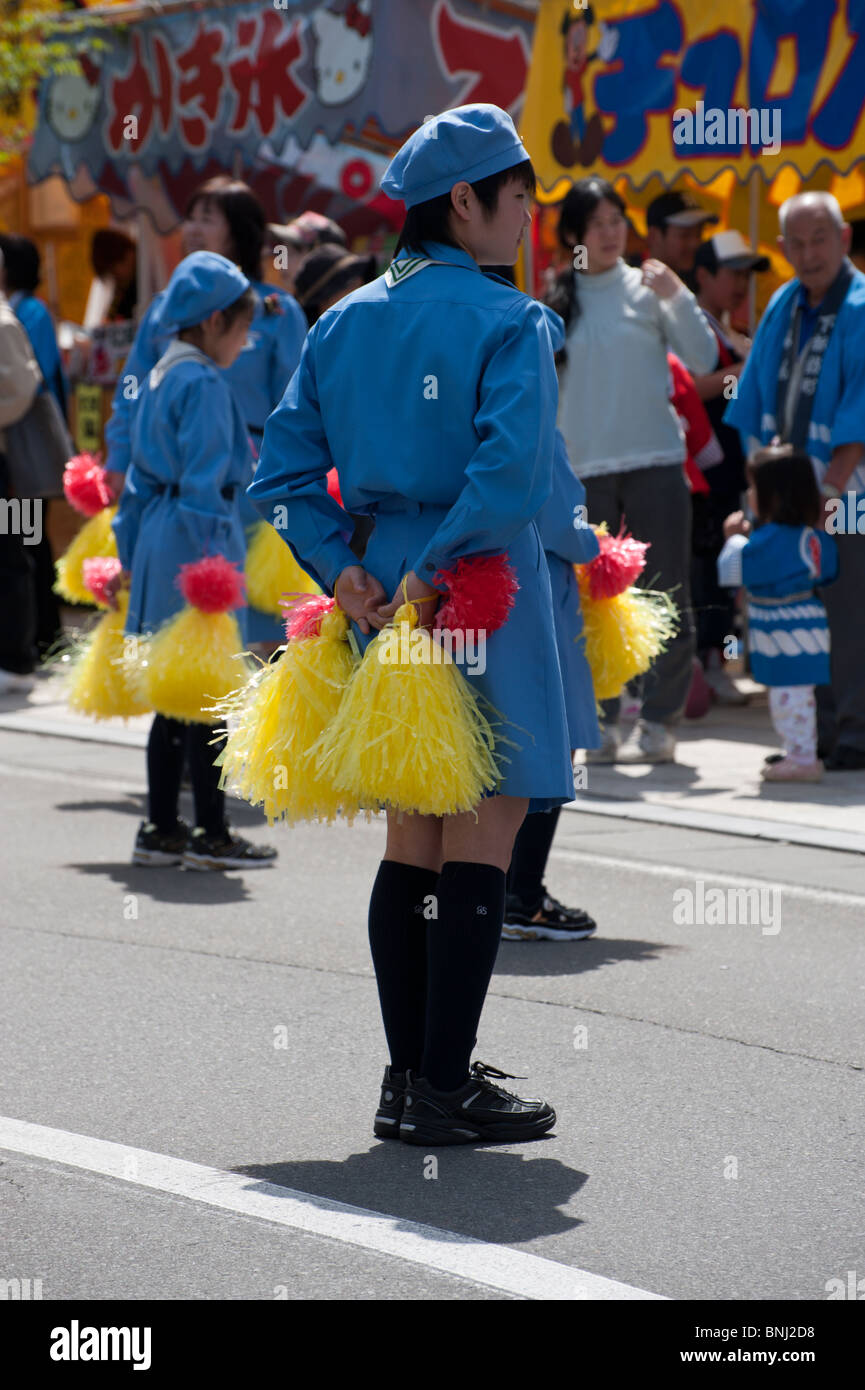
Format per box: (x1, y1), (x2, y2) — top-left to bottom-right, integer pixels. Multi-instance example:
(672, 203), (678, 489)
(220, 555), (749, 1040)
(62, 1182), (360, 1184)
(421, 861), (506, 1092)
(147, 715), (186, 832)
(507, 807), (561, 907)
(368, 861), (440, 1075)
(186, 722), (227, 835)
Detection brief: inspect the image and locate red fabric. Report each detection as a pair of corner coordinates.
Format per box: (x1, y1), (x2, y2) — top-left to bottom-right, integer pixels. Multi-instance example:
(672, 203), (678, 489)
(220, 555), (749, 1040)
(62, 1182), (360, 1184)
(668, 353), (711, 495)
(326, 468), (343, 507)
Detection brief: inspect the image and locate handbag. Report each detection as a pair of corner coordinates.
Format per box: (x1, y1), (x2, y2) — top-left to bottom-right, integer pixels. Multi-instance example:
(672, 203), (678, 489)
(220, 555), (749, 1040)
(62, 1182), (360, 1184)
(3, 382), (73, 500)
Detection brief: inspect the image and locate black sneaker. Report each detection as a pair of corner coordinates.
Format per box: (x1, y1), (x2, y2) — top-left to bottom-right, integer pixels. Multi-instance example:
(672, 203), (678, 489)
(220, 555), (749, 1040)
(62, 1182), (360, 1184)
(132, 819), (189, 867)
(373, 1065), (407, 1140)
(399, 1060), (556, 1146)
(502, 890), (597, 941)
(182, 826), (278, 871)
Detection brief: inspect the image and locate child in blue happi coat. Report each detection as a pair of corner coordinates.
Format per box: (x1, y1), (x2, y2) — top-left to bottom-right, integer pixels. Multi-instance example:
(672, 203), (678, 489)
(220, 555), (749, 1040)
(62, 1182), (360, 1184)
(109, 251), (277, 870)
(718, 443), (838, 782)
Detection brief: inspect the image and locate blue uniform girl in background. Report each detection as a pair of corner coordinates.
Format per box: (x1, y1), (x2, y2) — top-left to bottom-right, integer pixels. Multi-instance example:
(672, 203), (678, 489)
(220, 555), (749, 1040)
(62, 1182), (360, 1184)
(250, 104), (572, 1147)
(0, 233), (68, 659)
(103, 178), (308, 646)
(718, 443), (838, 782)
(109, 252), (277, 871)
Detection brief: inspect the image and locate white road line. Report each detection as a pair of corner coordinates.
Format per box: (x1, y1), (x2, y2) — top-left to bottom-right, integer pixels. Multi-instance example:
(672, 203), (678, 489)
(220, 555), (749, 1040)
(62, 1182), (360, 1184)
(0, 1116), (663, 1302)
(551, 845), (865, 908)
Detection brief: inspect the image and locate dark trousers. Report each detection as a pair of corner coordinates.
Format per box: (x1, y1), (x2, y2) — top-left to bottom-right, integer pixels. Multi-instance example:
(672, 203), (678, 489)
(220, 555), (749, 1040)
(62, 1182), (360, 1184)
(584, 463), (695, 725)
(147, 715), (226, 834)
(691, 478), (744, 656)
(817, 531), (865, 756)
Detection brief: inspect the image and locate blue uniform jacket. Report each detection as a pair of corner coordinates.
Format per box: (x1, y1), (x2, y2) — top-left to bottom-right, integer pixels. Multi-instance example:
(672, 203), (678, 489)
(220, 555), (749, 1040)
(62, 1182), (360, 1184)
(112, 344), (252, 638)
(718, 522), (839, 688)
(105, 276), (306, 640)
(724, 265), (865, 492)
(248, 240), (575, 811)
(10, 292), (68, 418)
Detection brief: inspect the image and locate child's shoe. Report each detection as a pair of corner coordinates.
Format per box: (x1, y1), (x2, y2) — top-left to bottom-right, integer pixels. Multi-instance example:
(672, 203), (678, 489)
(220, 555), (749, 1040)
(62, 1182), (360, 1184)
(132, 819), (190, 866)
(761, 756), (823, 783)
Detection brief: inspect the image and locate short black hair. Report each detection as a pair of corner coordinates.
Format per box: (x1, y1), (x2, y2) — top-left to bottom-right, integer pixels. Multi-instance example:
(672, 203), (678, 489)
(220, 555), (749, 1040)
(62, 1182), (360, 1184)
(185, 177), (265, 283)
(394, 159), (535, 257)
(0, 234), (40, 293)
(178, 286), (257, 343)
(747, 443), (821, 528)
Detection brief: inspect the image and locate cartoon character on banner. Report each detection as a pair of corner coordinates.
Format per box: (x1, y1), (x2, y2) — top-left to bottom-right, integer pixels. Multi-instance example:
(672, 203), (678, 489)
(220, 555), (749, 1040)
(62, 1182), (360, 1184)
(552, 4), (619, 169)
(46, 54), (101, 143)
(312, 0), (374, 107)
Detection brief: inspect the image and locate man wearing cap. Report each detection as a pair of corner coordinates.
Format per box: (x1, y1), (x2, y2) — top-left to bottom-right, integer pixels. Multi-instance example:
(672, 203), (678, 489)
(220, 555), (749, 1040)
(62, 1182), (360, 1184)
(646, 191), (719, 281)
(725, 192), (865, 770)
(691, 231), (770, 705)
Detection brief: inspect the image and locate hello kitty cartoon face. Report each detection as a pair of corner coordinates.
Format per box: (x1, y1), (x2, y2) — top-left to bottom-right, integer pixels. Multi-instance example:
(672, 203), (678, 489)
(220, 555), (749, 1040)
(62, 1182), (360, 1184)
(46, 72), (101, 143)
(312, 1), (373, 107)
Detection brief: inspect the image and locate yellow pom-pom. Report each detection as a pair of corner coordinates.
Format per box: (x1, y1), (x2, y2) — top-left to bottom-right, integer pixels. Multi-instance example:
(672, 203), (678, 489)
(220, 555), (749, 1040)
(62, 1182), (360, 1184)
(142, 607), (251, 723)
(577, 577), (679, 701)
(65, 592), (151, 721)
(54, 506), (118, 606)
(313, 601), (503, 817)
(214, 604), (360, 825)
(244, 522), (320, 615)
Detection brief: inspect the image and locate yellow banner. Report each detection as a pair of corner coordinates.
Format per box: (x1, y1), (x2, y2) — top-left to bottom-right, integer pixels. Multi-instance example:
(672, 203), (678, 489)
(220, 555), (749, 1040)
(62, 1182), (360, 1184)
(522, 0), (865, 201)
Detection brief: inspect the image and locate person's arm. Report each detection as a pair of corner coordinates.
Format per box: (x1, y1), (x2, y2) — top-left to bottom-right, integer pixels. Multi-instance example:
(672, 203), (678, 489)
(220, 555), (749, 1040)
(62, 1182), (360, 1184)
(110, 460), (156, 573)
(694, 359), (744, 402)
(0, 311), (40, 428)
(173, 375), (251, 558)
(716, 531), (748, 588)
(247, 331), (358, 594)
(646, 265), (718, 375)
(103, 294), (165, 486)
(535, 430), (600, 565)
(824, 323), (865, 490)
(410, 299), (558, 583)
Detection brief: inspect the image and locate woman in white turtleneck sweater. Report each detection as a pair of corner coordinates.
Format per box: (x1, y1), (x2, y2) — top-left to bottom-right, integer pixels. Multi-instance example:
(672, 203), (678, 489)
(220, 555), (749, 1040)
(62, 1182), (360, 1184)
(551, 178), (718, 765)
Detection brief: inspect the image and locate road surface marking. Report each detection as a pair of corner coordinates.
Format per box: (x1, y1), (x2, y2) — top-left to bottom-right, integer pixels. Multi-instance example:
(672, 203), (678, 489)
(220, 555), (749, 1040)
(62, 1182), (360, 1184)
(0, 1115), (664, 1301)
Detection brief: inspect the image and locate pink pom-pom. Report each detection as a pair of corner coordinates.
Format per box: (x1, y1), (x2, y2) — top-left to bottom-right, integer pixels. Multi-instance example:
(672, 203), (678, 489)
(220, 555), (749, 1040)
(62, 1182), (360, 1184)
(433, 554), (519, 635)
(177, 556), (246, 613)
(326, 468), (343, 507)
(585, 525), (649, 600)
(64, 453), (111, 517)
(283, 593), (334, 641)
(82, 556), (122, 606)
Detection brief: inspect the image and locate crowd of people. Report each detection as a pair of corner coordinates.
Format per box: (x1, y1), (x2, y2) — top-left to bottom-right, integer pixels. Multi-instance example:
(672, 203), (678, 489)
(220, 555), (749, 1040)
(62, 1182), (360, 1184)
(1, 103), (863, 1143)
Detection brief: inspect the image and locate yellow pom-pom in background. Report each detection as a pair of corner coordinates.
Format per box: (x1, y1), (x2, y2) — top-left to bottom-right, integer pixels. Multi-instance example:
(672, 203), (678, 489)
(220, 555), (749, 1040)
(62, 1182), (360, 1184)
(65, 591), (151, 721)
(55, 507), (118, 606)
(214, 604), (360, 825)
(576, 574), (679, 702)
(244, 522), (320, 615)
(313, 600), (503, 817)
(142, 607), (251, 724)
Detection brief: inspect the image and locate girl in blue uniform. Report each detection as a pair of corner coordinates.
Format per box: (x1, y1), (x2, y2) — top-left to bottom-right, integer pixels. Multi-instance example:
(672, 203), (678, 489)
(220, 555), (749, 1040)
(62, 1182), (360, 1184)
(109, 252), (277, 870)
(250, 104), (573, 1146)
(103, 178), (308, 646)
(718, 443), (838, 782)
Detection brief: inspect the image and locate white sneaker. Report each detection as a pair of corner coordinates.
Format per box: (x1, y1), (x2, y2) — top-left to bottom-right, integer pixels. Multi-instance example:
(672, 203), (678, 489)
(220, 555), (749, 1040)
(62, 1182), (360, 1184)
(616, 718), (676, 764)
(584, 723), (621, 764)
(0, 668), (35, 695)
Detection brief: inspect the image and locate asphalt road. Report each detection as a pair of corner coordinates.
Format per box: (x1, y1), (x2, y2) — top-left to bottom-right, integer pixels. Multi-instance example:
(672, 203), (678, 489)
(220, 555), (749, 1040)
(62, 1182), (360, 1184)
(0, 727), (863, 1302)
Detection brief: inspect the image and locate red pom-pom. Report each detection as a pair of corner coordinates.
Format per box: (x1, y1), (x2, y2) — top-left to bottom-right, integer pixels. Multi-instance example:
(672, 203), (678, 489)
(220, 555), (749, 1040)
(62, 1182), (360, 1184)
(584, 525), (649, 600)
(177, 556), (246, 613)
(82, 556), (122, 606)
(283, 594), (334, 641)
(433, 554), (518, 635)
(64, 453), (111, 516)
(326, 468), (343, 507)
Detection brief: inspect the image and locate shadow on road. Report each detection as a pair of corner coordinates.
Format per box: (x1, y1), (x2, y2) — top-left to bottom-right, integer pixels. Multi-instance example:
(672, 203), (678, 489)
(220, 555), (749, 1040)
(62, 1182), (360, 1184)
(65, 861), (257, 905)
(236, 1147), (588, 1245)
(494, 936), (678, 978)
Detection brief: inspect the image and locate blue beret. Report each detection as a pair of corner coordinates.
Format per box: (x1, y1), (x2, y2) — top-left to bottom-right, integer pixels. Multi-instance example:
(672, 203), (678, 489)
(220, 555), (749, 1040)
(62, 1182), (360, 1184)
(381, 103), (530, 209)
(161, 251), (251, 331)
